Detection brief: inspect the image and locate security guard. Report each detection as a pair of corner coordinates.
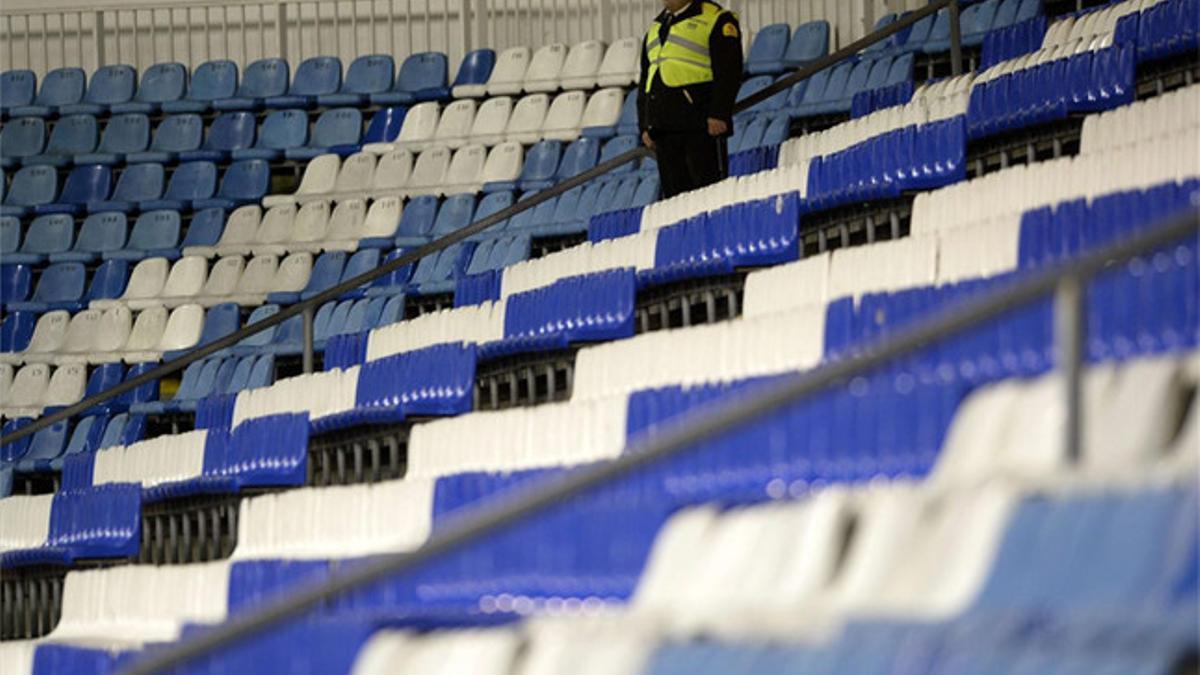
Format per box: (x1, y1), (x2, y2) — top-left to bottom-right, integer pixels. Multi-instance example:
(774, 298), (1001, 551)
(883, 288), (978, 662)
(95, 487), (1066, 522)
(638, 0), (744, 199)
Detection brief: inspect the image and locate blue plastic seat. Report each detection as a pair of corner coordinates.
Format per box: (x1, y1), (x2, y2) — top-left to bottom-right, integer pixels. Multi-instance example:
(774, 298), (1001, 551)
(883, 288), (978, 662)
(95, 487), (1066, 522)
(470, 190), (515, 239)
(430, 194), (476, 238)
(0, 419), (34, 464)
(194, 159), (270, 210)
(113, 62), (188, 114)
(269, 251), (347, 304)
(0, 217), (18, 255)
(230, 109), (307, 162)
(519, 195), (561, 237)
(266, 55), (343, 109)
(864, 13), (900, 54)
(594, 134), (641, 177)
(25, 114), (98, 168)
(517, 140), (563, 191)
(0, 264), (33, 306)
(1, 166), (57, 217)
(53, 212), (127, 263)
(11, 67), (86, 118)
(83, 259), (129, 306)
(410, 242), (474, 293)
(747, 23), (792, 75)
(393, 195), (440, 246)
(1015, 0), (1041, 22)
(359, 106), (407, 147)
(221, 355), (260, 396)
(761, 114), (789, 147)
(372, 52), (450, 105)
(337, 249), (382, 300)
(131, 358), (207, 414)
(75, 113), (151, 166)
(57, 416), (106, 468)
(0, 311), (36, 354)
(0, 117), (45, 168)
(162, 60), (238, 114)
(75, 363), (126, 417)
(784, 20), (831, 67)
(181, 208), (226, 252)
(893, 13), (936, 54)
(614, 89), (640, 136)
(106, 209), (181, 261)
(631, 175), (661, 208)
(736, 75), (787, 119)
(925, 1), (998, 52)
(320, 54), (394, 107)
(14, 420), (70, 473)
(35, 164), (111, 216)
(116, 364), (163, 418)
(9, 261), (86, 312)
(213, 58), (288, 111)
(555, 138), (599, 182)
(6, 213), (73, 264)
(451, 49), (497, 96)
(0, 70), (37, 118)
(181, 111), (257, 162)
(88, 162), (164, 214)
(62, 64), (137, 115)
(127, 114), (204, 164)
(165, 303), (241, 361)
(285, 108), (363, 161)
(140, 161), (217, 211)
(232, 304), (281, 356)
(245, 355), (275, 390)
(793, 61), (852, 116)
(730, 115), (767, 153)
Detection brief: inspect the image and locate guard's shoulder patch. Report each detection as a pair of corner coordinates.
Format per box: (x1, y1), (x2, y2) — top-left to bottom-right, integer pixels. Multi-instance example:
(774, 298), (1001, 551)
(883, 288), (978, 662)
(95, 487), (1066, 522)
(722, 22), (740, 38)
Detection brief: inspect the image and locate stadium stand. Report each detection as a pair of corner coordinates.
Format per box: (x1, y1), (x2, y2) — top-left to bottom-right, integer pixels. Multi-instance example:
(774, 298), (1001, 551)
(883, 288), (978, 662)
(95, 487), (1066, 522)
(0, 0), (1198, 673)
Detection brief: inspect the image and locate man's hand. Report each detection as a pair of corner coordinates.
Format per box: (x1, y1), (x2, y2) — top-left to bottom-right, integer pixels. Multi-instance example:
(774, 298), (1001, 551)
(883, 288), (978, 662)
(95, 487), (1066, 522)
(706, 118), (729, 136)
(641, 130), (655, 150)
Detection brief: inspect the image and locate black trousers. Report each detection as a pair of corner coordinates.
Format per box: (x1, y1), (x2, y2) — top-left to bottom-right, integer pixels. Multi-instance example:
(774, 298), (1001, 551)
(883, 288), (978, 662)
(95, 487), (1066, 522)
(651, 130), (729, 199)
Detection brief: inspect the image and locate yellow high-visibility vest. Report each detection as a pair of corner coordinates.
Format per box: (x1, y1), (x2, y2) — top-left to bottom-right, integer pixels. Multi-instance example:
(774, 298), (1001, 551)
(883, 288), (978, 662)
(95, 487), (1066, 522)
(644, 2), (733, 91)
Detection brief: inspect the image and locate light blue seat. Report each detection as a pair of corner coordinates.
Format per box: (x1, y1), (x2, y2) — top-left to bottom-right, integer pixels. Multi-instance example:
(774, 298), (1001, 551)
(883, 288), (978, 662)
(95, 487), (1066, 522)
(268, 251), (347, 304)
(14, 420), (70, 473)
(516, 140), (563, 191)
(892, 13), (936, 54)
(393, 195), (441, 246)
(61, 64), (137, 115)
(0, 117), (45, 169)
(105, 209), (181, 261)
(246, 354), (275, 390)
(52, 212), (127, 263)
(615, 89), (640, 136)
(469, 190), (515, 240)
(25, 114), (97, 168)
(285, 108), (363, 161)
(212, 58), (288, 111)
(232, 304), (281, 356)
(11, 67), (86, 118)
(1015, 0), (1041, 22)
(0, 217), (19, 255)
(162, 60), (238, 114)
(194, 159), (270, 210)
(266, 55), (343, 109)
(631, 175), (661, 208)
(88, 162), (164, 214)
(75, 113), (151, 166)
(735, 75), (787, 119)
(127, 114), (204, 164)
(554, 138), (599, 182)
(784, 20), (831, 67)
(132, 358), (214, 414)
(596, 134), (641, 176)
(1, 166), (58, 217)
(139, 161), (216, 211)
(181, 111), (257, 163)
(0, 70), (37, 118)
(372, 51), (450, 105)
(8, 261), (86, 312)
(746, 23), (792, 75)
(113, 62), (188, 114)
(761, 114), (789, 147)
(430, 194), (476, 238)
(181, 208), (226, 252)
(56, 415), (107, 469)
(451, 49), (496, 97)
(231, 109), (308, 162)
(6, 213), (73, 264)
(885, 53), (915, 87)
(863, 13), (900, 54)
(337, 249), (383, 300)
(319, 54), (394, 107)
(34, 164), (111, 216)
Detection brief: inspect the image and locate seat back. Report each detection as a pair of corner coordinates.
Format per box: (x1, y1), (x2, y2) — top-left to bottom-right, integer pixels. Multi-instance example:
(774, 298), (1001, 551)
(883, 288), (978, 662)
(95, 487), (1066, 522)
(543, 90), (587, 135)
(75, 212), (128, 257)
(597, 37), (640, 85)
(0, 69), (37, 109)
(556, 137), (599, 180)
(363, 106), (407, 145)
(396, 195), (439, 238)
(204, 111), (257, 152)
(21, 214), (74, 256)
(469, 96), (514, 142)
(161, 256), (208, 298)
(785, 20), (831, 66)
(311, 108), (363, 148)
(560, 40), (606, 86)
(63, 415), (106, 460)
(474, 190), (514, 230)
(42, 363), (87, 408)
(237, 304), (280, 350)
(372, 149), (413, 193)
(110, 162), (164, 202)
(0, 264), (33, 303)
(201, 256), (245, 296)
(182, 208), (226, 249)
(342, 54), (395, 95)
(395, 52), (448, 96)
(122, 306), (169, 352)
(163, 161), (217, 202)
(187, 60), (239, 103)
(482, 141), (524, 184)
(524, 43), (568, 90)
(0, 217), (19, 254)
(129, 210), (181, 252)
(217, 159), (271, 203)
(506, 93), (550, 140)
(746, 23), (791, 74)
(453, 49), (497, 89)
(132, 62), (187, 105)
(335, 153), (377, 193)
(487, 46), (532, 92)
(326, 200), (367, 241)
(1, 117), (45, 159)
(519, 140), (562, 183)
(5, 165), (57, 207)
(340, 249), (381, 293)
(157, 304), (205, 352)
(360, 197), (402, 239)
(581, 88), (625, 131)
(84, 259), (129, 303)
(256, 109), (309, 151)
(237, 58), (289, 99)
(432, 194), (476, 236)
(444, 145), (488, 189)
(60, 309), (103, 354)
(92, 305), (132, 353)
(149, 114), (204, 153)
(408, 146), (452, 192)
(300, 251), (347, 297)
(23, 313), (70, 355)
(396, 101), (441, 145)
(295, 154), (341, 197)
(45, 114), (98, 156)
(84, 64), (137, 106)
(34, 67), (86, 108)
(288, 201), (327, 245)
(237, 255), (281, 294)
(29, 262), (86, 305)
(122, 257), (170, 301)
(0, 311), (37, 353)
(598, 134), (639, 172)
(434, 99), (478, 145)
(195, 303), (241, 349)
(288, 56), (342, 96)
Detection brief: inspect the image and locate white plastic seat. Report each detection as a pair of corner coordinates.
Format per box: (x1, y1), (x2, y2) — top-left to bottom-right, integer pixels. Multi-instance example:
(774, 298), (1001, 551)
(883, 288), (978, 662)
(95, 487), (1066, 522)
(541, 90), (588, 142)
(406, 145), (453, 197)
(88, 306), (132, 363)
(485, 46), (533, 96)
(40, 363), (87, 410)
(433, 99), (478, 149)
(140, 256), (208, 310)
(94, 257), (169, 310)
(267, 252), (314, 297)
(356, 197), (403, 243)
(469, 97), (515, 146)
(263, 154), (340, 207)
(204, 205), (262, 258)
(289, 201), (332, 253)
(0, 364), (12, 400)
(391, 102), (442, 154)
(194, 256), (246, 307)
(331, 153), (377, 200)
(506, 94), (551, 145)
(441, 145), (488, 195)
(48, 310), (102, 365)
(1, 364), (52, 418)
(322, 200), (369, 252)
(580, 88), (626, 133)
(227, 255), (281, 306)
(559, 40), (607, 90)
(596, 37), (641, 87)
(481, 141), (524, 186)
(119, 306), (169, 363)
(2, 311), (69, 365)
(146, 304), (204, 360)
(251, 204), (298, 257)
(368, 149), (414, 199)
(523, 43), (569, 93)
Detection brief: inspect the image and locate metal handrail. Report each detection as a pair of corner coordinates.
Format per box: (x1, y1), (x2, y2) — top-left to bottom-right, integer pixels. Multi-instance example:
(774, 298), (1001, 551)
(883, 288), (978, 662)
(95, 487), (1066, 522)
(0, 0), (959, 447)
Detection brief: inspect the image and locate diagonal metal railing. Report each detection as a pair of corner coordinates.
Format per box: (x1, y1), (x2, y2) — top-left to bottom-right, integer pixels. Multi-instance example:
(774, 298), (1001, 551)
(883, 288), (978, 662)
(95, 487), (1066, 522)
(1, 0), (960, 447)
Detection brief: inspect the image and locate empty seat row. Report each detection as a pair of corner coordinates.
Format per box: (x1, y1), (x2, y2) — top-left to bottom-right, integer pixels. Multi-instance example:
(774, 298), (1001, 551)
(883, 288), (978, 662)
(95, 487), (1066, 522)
(454, 39), (640, 99)
(866, 0), (1041, 58)
(2, 209), (204, 265)
(0, 414), (146, 481)
(0, 363), (87, 419)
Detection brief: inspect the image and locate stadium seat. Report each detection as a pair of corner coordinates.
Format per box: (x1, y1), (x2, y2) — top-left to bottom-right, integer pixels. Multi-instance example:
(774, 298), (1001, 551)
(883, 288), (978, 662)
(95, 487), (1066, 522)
(89, 163), (165, 214)
(512, 140), (562, 191)
(784, 20), (831, 68)
(320, 200), (370, 251)
(81, 259), (129, 307)
(91, 257), (165, 310)
(2, 313), (64, 364)
(320, 54), (395, 107)
(542, 90), (588, 141)
(76, 113), (151, 166)
(264, 154), (339, 207)
(579, 88), (626, 139)
(615, 89), (639, 136)
(359, 107), (407, 150)
(429, 193), (476, 240)
(0, 69), (37, 118)
(231, 304), (281, 356)
(336, 249), (382, 299)
(129, 304), (203, 363)
(451, 48), (497, 98)
(0, 311), (36, 357)
(286, 108), (363, 161)
(46, 309), (104, 365)
(0, 117), (46, 168)
(0, 264), (34, 307)
(469, 96), (515, 146)
(25, 114), (98, 168)
(747, 23), (791, 75)
(433, 99), (478, 149)
(270, 250), (345, 303)
(61, 64), (137, 115)
(267, 55), (343, 108)
(127, 114), (204, 164)
(373, 52), (450, 105)
(58, 415), (106, 466)
(284, 201), (332, 253)
(406, 146), (453, 197)
(330, 153), (377, 201)
(247, 203), (297, 256)
(597, 133), (640, 176)
(10, 261), (86, 312)
(139, 161), (216, 211)
(486, 46), (533, 96)
(365, 149), (413, 199)
(6, 213), (74, 264)
(0, 217), (19, 255)
(162, 60), (238, 114)
(352, 197), (403, 249)
(213, 57), (289, 111)
(228, 110), (304, 162)
(393, 195), (440, 246)
(10, 67), (85, 118)
(469, 190), (515, 237)
(35, 164), (111, 216)
(56, 213), (126, 263)
(224, 253), (286, 305)
(18, 363), (85, 417)
(523, 43), (569, 93)
(180, 208), (227, 256)
(163, 302), (239, 360)
(597, 37), (641, 87)
(180, 111), (257, 162)
(148, 255), (208, 309)
(560, 40), (607, 90)
(192, 256), (245, 305)
(386, 101), (441, 154)
(106, 210), (181, 261)
(112, 306), (167, 362)
(441, 145), (488, 195)
(113, 62), (188, 114)
(507, 93), (551, 144)
(480, 141), (524, 192)
(195, 159), (271, 209)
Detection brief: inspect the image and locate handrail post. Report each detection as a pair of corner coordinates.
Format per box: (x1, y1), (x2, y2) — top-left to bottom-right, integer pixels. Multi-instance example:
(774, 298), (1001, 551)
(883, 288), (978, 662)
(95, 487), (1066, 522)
(1054, 275), (1085, 464)
(948, 0), (963, 76)
(302, 304), (315, 374)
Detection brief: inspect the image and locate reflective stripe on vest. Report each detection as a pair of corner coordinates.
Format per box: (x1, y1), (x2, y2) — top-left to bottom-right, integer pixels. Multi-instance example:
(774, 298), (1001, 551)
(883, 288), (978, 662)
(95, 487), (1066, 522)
(644, 3), (729, 91)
